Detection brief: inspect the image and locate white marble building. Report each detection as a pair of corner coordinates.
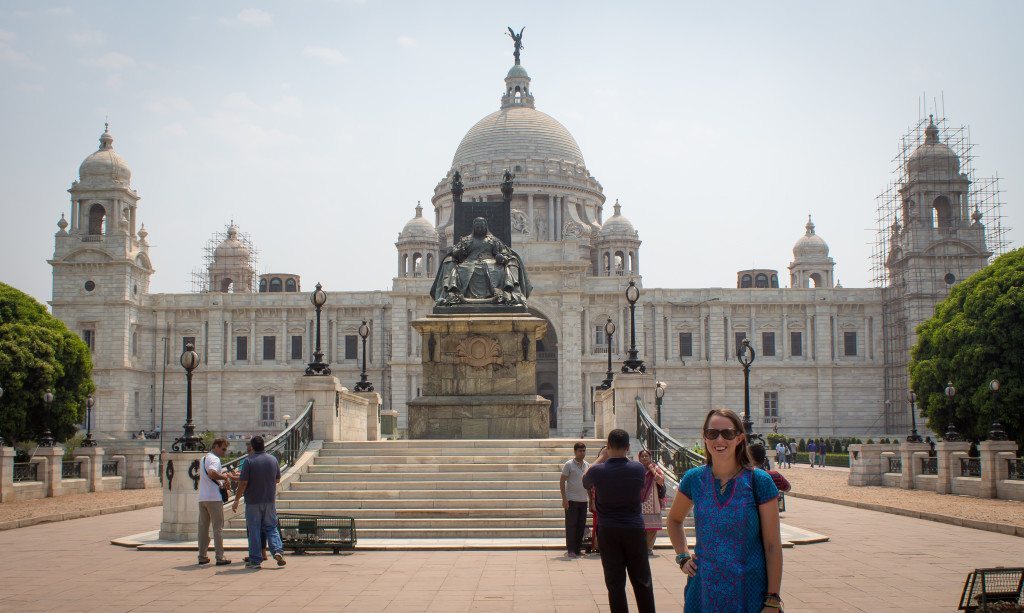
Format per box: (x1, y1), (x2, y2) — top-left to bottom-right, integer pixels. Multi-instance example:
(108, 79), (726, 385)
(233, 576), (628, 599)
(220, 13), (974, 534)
(49, 56), (993, 441)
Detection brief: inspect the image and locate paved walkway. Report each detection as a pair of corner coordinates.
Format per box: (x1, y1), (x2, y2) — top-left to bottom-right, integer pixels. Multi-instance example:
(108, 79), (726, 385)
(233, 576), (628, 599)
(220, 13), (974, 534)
(2, 496), (1023, 612)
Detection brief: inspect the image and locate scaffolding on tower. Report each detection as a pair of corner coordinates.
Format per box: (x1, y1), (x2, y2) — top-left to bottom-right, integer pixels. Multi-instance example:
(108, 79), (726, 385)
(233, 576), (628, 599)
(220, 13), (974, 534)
(189, 223), (260, 293)
(871, 112), (1011, 433)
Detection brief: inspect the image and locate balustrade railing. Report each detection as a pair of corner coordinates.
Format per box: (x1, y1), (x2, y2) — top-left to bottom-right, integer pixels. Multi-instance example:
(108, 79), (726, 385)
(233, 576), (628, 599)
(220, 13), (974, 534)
(101, 460), (119, 477)
(635, 398), (705, 481)
(1006, 458), (1023, 481)
(960, 457), (981, 478)
(223, 400), (315, 493)
(61, 461), (82, 479)
(920, 457), (938, 476)
(13, 462), (39, 483)
(887, 456), (902, 474)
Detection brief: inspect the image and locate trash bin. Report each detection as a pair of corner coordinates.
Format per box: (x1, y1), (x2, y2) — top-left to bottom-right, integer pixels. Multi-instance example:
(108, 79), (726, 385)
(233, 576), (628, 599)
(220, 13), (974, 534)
(380, 409), (398, 439)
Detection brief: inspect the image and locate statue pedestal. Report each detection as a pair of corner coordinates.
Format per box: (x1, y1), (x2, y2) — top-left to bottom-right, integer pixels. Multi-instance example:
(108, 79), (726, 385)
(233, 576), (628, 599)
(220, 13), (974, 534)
(408, 314), (550, 439)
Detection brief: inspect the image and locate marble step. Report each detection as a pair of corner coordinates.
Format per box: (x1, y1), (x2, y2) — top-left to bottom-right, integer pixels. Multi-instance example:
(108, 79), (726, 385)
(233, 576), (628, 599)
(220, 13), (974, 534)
(313, 455), (577, 465)
(222, 527), (572, 539)
(305, 463), (557, 474)
(288, 480), (558, 492)
(280, 488), (563, 500)
(321, 439), (604, 450)
(319, 449), (601, 458)
(272, 506), (568, 518)
(228, 517), (568, 529)
(277, 498), (562, 510)
(290, 476), (560, 488)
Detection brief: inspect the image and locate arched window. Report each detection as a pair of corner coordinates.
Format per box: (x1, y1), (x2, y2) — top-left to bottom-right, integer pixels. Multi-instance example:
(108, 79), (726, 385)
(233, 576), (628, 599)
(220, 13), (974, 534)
(741, 274), (753, 288)
(285, 278), (297, 292)
(933, 195), (953, 228)
(270, 277), (282, 292)
(413, 253), (423, 277)
(755, 273), (768, 288)
(809, 272), (823, 288)
(425, 253), (434, 274)
(220, 278), (234, 293)
(614, 251), (625, 275)
(259, 278), (268, 292)
(87, 203), (106, 235)
(603, 252), (611, 276)
(628, 251), (636, 273)
(771, 274), (779, 288)
(401, 254), (409, 277)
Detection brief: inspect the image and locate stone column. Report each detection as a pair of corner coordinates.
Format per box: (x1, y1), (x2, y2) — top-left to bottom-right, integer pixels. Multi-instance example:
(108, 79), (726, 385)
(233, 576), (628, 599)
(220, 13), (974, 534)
(935, 441), (971, 494)
(35, 446), (64, 498)
(0, 446), (14, 503)
(547, 195), (555, 240)
(612, 371), (655, 437)
(159, 450), (206, 541)
(118, 445), (161, 489)
(899, 441), (930, 489)
(356, 391), (382, 441)
(594, 387), (615, 440)
(527, 194), (535, 239)
(978, 440), (1018, 499)
(77, 446), (104, 492)
(295, 375), (344, 442)
(847, 443), (887, 486)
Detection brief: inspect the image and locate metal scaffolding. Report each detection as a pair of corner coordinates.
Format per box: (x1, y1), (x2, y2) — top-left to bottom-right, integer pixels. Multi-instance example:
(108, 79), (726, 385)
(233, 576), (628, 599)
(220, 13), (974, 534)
(189, 222), (260, 293)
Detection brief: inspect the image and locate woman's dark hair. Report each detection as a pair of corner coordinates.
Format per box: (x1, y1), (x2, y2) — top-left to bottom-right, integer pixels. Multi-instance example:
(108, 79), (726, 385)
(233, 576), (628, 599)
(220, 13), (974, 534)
(607, 428), (630, 450)
(748, 442), (769, 469)
(701, 408), (753, 468)
(250, 435), (265, 452)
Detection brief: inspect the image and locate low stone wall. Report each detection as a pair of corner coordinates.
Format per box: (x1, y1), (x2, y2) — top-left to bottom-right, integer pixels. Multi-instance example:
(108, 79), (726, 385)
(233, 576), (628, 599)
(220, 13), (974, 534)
(1, 446), (144, 504)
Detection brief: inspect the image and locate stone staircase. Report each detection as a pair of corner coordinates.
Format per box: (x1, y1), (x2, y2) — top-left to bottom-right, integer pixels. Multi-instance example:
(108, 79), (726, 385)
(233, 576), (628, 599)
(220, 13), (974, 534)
(226, 438), (618, 540)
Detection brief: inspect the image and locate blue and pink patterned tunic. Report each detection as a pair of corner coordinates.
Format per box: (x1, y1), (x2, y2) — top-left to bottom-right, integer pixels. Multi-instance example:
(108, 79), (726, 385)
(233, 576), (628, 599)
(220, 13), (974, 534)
(678, 465), (779, 612)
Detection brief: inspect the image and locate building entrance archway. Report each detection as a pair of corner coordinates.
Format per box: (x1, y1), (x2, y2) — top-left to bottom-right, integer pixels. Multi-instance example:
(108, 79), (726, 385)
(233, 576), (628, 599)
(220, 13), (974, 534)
(529, 308), (559, 430)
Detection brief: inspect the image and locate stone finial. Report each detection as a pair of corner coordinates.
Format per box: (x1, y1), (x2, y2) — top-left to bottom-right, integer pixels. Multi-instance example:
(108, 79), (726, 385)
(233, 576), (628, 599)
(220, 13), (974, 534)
(924, 114), (939, 144)
(415, 201), (423, 217)
(138, 224), (148, 244)
(613, 199), (621, 216)
(56, 213), (68, 235)
(99, 122), (113, 150)
(805, 215), (815, 235)
(971, 209), (983, 225)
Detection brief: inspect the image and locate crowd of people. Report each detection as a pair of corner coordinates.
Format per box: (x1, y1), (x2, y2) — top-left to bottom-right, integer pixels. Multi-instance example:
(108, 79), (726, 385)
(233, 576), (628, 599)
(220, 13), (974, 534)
(197, 435), (287, 570)
(562, 409), (788, 612)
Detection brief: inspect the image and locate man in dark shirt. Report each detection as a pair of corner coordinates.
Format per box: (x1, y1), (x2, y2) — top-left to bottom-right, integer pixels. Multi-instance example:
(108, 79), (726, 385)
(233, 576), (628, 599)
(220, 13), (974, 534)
(582, 429), (656, 613)
(232, 435), (286, 569)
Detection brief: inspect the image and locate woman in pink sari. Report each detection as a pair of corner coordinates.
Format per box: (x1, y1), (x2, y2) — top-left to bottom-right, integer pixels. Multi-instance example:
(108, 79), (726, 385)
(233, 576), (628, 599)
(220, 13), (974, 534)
(638, 449), (666, 555)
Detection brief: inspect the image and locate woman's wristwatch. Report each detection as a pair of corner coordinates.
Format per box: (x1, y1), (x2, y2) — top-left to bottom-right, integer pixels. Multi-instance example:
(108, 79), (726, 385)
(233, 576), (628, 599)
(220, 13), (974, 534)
(763, 592), (783, 610)
(674, 552), (691, 568)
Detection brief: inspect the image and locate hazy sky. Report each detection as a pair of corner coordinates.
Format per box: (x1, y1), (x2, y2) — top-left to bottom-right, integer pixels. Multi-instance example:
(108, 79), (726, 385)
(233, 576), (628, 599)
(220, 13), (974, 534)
(1, 0), (1020, 304)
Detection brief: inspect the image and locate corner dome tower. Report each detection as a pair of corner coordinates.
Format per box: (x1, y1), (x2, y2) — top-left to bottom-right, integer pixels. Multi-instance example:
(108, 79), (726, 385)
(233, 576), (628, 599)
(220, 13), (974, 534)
(395, 202), (440, 278)
(78, 123), (132, 188)
(595, 200), (641, 276)
(789, 216), (834, 288)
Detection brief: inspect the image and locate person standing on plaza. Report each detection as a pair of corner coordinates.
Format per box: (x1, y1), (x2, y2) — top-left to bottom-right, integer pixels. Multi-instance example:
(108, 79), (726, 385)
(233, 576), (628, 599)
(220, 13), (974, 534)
(774, 441), (786, 468)
(666, 408), (784, 612)
(806, 439), (816, 468)
(582, 429), (656, 613)
(788, 440), (797, 469)
(231, 435), (286, 570)
(560, 442), (590, 559)
(637, 449), (666, 556)
(817, 438), (827, 467)
(198, 437), (232, 566)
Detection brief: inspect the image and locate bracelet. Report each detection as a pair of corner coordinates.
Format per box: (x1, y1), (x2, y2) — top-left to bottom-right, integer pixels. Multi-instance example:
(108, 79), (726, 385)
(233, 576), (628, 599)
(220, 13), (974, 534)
(675, 552), (691, 566)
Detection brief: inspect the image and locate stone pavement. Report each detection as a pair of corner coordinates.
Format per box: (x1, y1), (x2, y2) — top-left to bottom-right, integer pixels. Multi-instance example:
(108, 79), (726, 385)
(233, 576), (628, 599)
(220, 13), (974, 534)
(1, 497), (1022, 612)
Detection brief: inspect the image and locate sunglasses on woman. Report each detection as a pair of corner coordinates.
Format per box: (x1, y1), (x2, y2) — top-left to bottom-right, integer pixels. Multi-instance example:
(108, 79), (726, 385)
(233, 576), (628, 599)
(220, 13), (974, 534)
(703, 428), (739, 441)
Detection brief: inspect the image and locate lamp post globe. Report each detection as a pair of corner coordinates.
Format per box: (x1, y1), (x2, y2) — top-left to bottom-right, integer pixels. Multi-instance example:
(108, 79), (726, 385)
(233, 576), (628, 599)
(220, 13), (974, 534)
(906, 390), (922, 442)
(305, 282), (331, 376)
(655, 381), (667, 427)
(736, 337), (756, 437)
(598, 319), (616, 390)
(621, 279), (646, 373)
(39, 389), (55, 447)
(943, 382), (960, 441)
(173, 342), (204, 451)
(82, 395), (97, 447)
(354, 320), (374, 392)
(988, 379), (1008, 441)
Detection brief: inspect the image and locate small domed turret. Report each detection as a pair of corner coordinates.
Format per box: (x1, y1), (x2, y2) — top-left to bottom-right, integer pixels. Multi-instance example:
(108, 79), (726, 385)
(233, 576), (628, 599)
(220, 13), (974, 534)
(78, 123), (132, 188)
(598, 200), (638, 240)
(789, 215), (835, 288)
(792, 216), (830, 261)
(907, 115), (961, 179)
(398, 203), (439, 242)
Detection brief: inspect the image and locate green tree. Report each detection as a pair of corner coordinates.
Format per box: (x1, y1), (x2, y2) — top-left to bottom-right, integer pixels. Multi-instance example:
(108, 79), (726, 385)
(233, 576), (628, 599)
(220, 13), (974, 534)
(910, 248), (1024, 445)
(0, 282), (94, 443)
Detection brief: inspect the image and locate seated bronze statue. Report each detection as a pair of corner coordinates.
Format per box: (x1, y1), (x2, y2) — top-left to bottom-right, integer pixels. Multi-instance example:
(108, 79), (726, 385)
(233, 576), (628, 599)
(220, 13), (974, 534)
(431, 217), (531, 307)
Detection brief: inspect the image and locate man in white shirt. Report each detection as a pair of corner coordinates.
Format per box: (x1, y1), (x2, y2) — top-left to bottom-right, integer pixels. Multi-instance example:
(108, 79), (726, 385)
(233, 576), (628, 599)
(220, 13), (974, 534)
(774, 442), (786, 468)
(198, 437), (232, 565)
(788, 440), (798, 468)
(560, 442), (591, 558)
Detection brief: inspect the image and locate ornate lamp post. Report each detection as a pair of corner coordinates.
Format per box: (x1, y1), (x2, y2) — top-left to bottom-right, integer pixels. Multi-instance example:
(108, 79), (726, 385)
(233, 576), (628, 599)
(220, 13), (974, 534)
(621, 279), (646, 373)
(906, 391), (923, 442)
(943, 382), (960, 441)
(354, 320), (374, 392)
(655, 381), (667, 427)
(305, 282), (331, 376)
(82, 395), (97, 447)
(598, 319), (616, 390)
(737, 338), (756, 436)
(988, 379), (1008, 441)
(39, 389), (55, 447)
(173, 343), (203, 451)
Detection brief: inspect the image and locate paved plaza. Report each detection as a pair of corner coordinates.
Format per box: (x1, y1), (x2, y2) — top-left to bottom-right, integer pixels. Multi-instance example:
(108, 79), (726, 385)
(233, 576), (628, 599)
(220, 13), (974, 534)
(1, 496), (1021, 612)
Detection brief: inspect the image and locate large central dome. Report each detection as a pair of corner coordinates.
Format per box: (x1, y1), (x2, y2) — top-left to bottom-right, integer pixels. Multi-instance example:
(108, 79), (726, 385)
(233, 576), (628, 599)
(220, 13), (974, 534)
(453, 106), (586, 168)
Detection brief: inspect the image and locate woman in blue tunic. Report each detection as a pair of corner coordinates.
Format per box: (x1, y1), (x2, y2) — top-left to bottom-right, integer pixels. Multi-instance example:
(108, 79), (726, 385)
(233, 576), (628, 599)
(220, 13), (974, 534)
(665, 408), (784, 612)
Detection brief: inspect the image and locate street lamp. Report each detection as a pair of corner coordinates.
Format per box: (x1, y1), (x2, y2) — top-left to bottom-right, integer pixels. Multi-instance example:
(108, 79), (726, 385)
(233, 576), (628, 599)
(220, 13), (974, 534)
(173, 342), (203, 452)
(737, 338), (756, 436)
(621, 279), (646, 373)
(598, 319), (616, 390)
(305, 282), (332, 376)
(82, 395), (97, 447)
(906, 391), (923, 442)
(943, 382), (960, 441)
(354, 320), (374, 392)
(655, 381), (667, 427)
(988, 379), (1008, 441)
(39, 389), (55, 447)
